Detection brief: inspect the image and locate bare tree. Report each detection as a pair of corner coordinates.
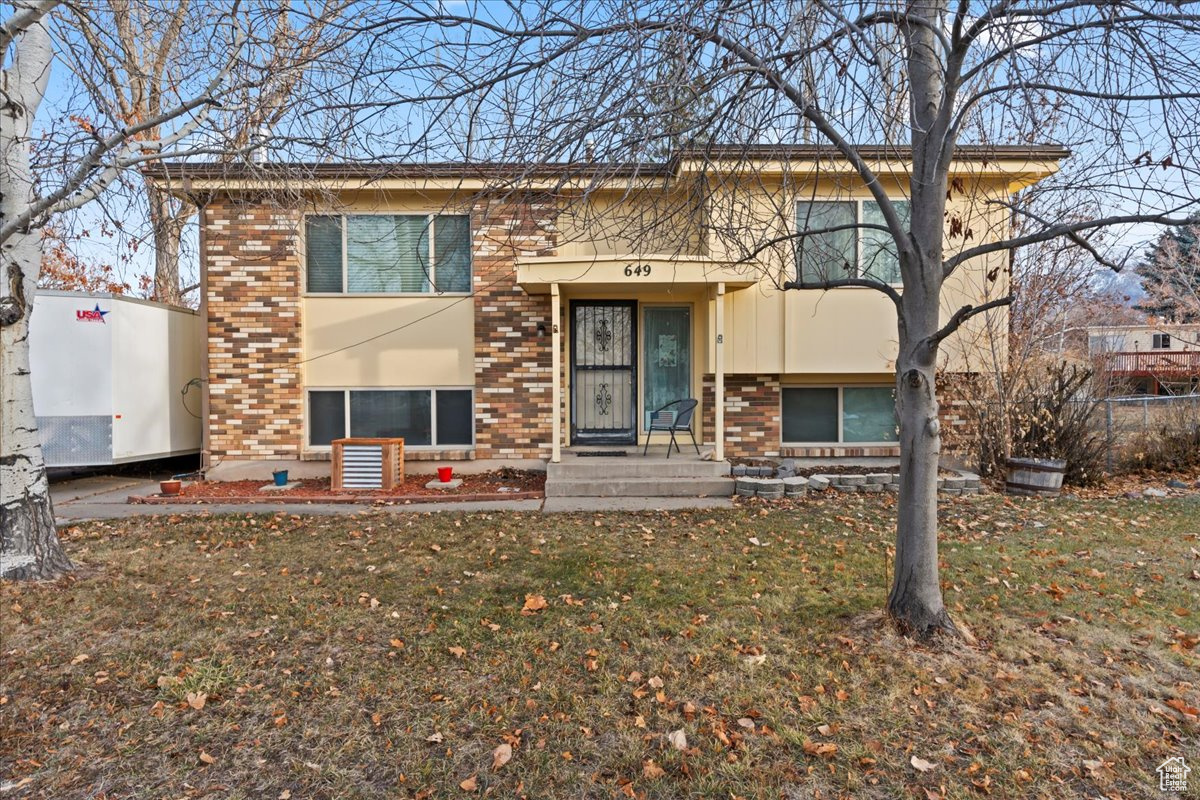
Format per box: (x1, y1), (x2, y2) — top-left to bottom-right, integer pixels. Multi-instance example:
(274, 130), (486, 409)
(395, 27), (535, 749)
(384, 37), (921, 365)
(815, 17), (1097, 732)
(53, 1), (348, 306)
(0, 0), (353, 579)
(361, 0), (1200, 637)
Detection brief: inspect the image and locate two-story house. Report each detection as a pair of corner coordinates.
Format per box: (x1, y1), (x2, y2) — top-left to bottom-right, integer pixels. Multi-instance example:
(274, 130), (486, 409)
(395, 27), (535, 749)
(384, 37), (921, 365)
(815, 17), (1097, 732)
(1087, 323), (1200, 395)
(152, 146), (1064, 481)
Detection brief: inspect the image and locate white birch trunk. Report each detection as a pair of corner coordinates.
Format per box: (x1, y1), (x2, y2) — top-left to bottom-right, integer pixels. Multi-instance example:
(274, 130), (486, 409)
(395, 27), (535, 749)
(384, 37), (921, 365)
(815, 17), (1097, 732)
(1, 9), (72, 580)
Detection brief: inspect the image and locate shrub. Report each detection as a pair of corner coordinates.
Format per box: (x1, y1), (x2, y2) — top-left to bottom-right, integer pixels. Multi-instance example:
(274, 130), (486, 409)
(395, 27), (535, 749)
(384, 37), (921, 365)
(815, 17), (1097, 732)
(1120, 404), (1200, 473)
(1007, 362), (1108, 486)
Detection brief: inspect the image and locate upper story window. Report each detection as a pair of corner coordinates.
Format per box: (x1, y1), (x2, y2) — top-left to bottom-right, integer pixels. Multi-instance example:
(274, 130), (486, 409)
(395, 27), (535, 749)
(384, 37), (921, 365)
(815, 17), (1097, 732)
(1152, 333), (1172, 349)
(795, 199), (911, 286)
(305, 214), (471, 294)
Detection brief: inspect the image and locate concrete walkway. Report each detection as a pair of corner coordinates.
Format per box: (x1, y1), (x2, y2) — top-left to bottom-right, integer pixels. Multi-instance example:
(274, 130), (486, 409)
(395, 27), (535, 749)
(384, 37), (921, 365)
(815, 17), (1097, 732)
(49, 475), (731, 523)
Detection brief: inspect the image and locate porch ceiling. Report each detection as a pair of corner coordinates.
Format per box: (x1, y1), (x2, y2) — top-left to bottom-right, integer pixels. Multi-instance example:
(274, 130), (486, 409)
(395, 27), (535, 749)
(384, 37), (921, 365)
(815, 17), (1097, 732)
(515, 255), (758, 295)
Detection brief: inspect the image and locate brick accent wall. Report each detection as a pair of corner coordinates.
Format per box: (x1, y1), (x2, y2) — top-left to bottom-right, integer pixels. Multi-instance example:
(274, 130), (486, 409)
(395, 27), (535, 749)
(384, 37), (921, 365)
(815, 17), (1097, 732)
(203, 197), (304, 462)
(701, 374), (781, 458)
(938, 371), (986, 463)
(471, 201), (557, 459)
(695, 373), (982, 461)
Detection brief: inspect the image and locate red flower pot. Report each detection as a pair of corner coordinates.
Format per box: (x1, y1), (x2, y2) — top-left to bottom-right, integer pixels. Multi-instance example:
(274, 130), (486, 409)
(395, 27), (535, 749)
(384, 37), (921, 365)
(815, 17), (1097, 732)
(437, 467), (453, 483)
(160, 479), (182, 496)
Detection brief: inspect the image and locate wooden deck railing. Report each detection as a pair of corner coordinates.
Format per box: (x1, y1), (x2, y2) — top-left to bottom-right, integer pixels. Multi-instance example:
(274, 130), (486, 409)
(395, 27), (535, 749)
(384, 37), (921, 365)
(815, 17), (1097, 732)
(1099, 350), (1200, 377)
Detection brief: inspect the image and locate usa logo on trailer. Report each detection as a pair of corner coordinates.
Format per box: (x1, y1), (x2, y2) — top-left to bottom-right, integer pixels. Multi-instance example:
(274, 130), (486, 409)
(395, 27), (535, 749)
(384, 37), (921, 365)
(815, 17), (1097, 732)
(76, 304), (109, 323)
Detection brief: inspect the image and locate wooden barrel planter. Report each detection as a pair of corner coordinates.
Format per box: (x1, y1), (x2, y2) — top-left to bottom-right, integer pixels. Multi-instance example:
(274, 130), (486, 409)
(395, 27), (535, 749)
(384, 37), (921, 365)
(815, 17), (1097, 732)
(1005, 458), (1066, 497)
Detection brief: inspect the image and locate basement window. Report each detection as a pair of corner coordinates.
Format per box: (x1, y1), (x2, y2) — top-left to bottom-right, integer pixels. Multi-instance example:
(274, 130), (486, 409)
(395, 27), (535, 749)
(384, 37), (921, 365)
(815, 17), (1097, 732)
(306, 388), (474, 447)
(781, 386), (898, 444)
(305, 214), (471, 294)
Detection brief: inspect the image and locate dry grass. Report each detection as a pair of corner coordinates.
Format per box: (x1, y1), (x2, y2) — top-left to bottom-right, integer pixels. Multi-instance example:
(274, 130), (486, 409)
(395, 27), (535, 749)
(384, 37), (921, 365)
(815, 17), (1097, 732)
(2, 494), (1198, 799)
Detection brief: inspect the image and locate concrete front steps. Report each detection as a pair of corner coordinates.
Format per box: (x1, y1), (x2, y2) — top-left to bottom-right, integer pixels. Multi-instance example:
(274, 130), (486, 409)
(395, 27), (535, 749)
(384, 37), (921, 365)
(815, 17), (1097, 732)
(546, 456), (734, 498)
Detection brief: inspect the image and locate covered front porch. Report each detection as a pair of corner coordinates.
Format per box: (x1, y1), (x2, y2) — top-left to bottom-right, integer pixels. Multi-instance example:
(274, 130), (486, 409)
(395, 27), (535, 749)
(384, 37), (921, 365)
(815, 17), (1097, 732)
(516, 255), (757, 464)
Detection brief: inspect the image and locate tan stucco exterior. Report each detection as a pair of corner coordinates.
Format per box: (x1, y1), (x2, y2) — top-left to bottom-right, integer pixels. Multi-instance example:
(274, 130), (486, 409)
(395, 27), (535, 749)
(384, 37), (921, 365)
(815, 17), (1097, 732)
(167, 149), (1062, 467)
(302, 296), (476, 388)
(287, 157), (1048, 446)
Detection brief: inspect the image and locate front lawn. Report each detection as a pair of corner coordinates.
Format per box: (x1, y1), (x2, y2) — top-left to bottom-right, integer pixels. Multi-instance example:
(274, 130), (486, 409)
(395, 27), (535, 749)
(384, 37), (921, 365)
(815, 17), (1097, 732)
(2, 495), (1198, 798)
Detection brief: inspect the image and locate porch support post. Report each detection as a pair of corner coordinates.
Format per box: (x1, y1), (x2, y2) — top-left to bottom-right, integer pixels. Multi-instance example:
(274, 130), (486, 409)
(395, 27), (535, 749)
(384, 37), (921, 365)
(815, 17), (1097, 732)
(550, 283), (562, 463)
(714, 282), (726, 462)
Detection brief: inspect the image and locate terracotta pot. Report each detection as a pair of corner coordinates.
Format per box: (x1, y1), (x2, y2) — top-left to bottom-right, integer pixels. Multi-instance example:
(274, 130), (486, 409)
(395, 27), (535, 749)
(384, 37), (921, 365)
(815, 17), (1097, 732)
(160, 479), (182, 496)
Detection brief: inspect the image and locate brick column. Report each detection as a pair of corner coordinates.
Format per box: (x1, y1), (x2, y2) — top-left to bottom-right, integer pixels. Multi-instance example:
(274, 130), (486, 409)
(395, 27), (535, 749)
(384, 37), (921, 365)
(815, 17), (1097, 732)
(203, 197), (303, 462)
(471, 201), (557, 460)
(702, 374), (781, 458)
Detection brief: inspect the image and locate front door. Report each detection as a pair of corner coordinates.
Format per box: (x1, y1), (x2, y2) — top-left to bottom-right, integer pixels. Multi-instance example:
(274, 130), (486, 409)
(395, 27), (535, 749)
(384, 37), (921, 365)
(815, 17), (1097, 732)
(571, 301), (637, 444)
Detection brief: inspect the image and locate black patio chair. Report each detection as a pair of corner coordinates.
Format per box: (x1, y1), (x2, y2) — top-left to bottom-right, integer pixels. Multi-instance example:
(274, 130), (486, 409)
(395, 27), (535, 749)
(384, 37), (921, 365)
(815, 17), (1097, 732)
(642, 398), (700, 458)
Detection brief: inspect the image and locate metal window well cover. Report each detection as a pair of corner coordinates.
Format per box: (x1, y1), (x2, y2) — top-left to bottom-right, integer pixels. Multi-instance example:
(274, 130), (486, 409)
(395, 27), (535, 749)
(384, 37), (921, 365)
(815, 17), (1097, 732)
(340, 444), (384, 488)
(37, 415), (114, 466)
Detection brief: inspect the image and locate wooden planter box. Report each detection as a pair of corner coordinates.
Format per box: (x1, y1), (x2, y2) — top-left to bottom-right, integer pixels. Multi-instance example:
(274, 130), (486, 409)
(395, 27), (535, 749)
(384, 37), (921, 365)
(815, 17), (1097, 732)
(331, 438), (404, 490)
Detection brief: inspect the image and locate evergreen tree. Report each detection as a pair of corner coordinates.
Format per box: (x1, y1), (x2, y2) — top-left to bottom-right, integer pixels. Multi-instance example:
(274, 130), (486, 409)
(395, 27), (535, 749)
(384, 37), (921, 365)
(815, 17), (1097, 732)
(1135, 215), (1200, 322)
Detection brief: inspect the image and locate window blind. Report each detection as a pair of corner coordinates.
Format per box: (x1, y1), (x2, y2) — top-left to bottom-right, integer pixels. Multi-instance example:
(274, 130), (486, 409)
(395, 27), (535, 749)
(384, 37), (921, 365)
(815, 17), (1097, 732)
(305, 216), (344, 292)
(434, 215), (471, 292)
(796, 201), (856, 284)
(347, 215), (430, 293)
(860, 200), (910, 284)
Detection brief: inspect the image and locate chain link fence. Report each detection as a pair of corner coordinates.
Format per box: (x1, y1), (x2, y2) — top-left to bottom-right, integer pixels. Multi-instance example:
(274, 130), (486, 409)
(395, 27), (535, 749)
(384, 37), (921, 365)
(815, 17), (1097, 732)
(1095, 393), (1200, 472)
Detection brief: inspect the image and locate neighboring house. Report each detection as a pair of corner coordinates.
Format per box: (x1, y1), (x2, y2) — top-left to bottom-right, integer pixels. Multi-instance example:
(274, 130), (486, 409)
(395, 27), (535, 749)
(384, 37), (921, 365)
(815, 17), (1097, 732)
(151, 146), (1063, 478)
(1087, 323), (1200, 395)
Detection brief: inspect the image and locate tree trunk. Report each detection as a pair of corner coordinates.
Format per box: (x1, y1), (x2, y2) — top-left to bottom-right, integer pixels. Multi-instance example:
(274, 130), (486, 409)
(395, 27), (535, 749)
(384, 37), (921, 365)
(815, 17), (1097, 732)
(0, 306), (72, 581)
(887, 0), (956, 639)
(148, 182), (188, 306)
(887, 334), (956, 638)
(1, 10), (72, 580)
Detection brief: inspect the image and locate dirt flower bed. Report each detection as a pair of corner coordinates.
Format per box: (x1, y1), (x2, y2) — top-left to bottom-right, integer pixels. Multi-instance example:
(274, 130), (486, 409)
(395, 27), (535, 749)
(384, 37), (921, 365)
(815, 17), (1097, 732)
(172, 468), (544, 500)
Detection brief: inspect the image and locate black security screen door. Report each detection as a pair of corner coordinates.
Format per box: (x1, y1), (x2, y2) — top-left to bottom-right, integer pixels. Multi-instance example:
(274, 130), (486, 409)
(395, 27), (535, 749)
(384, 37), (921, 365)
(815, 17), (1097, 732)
(571, 301), (637, 444)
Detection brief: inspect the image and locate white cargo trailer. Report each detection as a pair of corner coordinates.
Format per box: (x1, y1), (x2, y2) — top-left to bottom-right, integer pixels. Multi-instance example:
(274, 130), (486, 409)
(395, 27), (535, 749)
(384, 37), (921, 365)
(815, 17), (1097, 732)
(29, 290), (203, 467)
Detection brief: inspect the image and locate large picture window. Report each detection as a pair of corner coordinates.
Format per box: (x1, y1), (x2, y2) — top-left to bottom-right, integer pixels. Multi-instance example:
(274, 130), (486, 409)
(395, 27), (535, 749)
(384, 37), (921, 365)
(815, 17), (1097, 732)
(782, 386), (898, 444)
(795, 199), (911, 285)
(305, 214), (472, 294)
(307, 388), (474, 447)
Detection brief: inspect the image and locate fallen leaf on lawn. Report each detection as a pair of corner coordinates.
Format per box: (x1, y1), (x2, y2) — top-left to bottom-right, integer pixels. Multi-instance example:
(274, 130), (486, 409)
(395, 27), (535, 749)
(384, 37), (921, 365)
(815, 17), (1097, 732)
(1082, 759), (1106, 775)
(430, 544), (442, 552)
(459, 774), (477, 791)
(186, 692), (207, 710)
(803, 739), (837, 757)
(199, 751), (215, 765)
(647, 676), (664, 689)
(448, 646), (466, 658)
(668, 729), (687, 751)
(642, 760), (665, 779)
(817, 723), (836, 736)
(1166, 698), (1199, 718)
(911, 755), (937, 772)
(521, 594), (548, 615)
(426, 732), (444, 743)
(70, 654), (89, 665)
(492, 743), (512, 771)
(736, 717), (755, 730)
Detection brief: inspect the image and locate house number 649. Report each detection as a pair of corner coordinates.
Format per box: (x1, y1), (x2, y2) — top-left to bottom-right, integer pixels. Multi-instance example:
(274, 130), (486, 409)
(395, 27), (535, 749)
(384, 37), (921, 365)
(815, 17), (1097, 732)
(623, 264), (652, 277)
